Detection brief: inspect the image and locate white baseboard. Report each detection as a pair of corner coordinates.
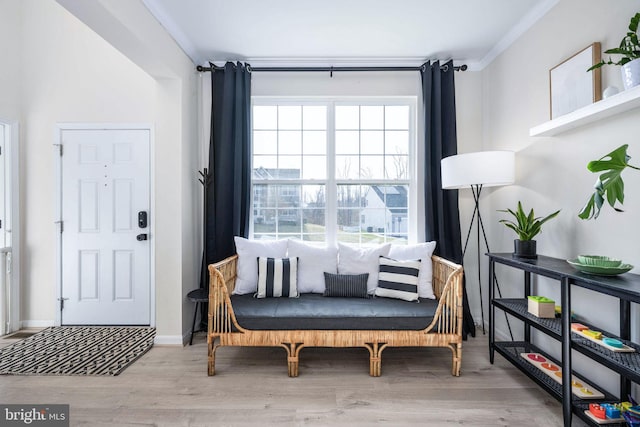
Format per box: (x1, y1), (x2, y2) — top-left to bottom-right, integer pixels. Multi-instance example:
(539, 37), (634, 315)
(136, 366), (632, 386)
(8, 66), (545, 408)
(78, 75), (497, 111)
(154, 334), (186, 346)
(21, 320), (55, 328)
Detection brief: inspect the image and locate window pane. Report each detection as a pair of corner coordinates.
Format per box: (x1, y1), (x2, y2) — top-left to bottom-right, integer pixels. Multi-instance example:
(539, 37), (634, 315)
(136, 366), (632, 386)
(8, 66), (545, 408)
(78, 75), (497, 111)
(303, 106), (327, 130)
(302, 156), (326, 179)
(336, 155), (359, 179)
(253, 208), (276, 233)
(335, 131), (359, 155)
(360, 131), (383, 155)
(302, 185), (326, 208)
(277, 185), (300, 208)
(385, 130), (409, 155)
(253, 234), (277, 241)
(337, 208), (360, 230)
(277, 209), (301, 233)
(360, 155), (384, 179)
(253, 131), (277, 155)
(253, 185), (277, 207)
(337, 185), (361, 208)
(278, 156), (301, 179)
(278, 106), (302, 130)
(385, 105), (409, 129)
(302, 131), (326, 155)
(385, 155), (408, 179)
(253, 156), (278, 176)
(335, 106), (359, 129)
(253, 106), (277, 129)
(302, 209), (325, 229)
(360, 106), (383, 130)
(337, 233), (361, 244)
(279, 131), (302, 155)
(303, 234), (326, 242)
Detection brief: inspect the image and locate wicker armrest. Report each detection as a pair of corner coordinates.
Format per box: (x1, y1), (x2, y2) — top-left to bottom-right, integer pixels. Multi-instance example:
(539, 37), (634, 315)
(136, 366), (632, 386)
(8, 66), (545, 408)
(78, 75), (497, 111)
(426, 256), (464, 335)
(208, 255), (244, 337)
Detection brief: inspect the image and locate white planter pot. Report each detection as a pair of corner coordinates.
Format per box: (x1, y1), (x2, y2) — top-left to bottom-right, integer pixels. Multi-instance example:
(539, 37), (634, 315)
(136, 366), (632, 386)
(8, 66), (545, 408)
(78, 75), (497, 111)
(621, 58), (640, 90)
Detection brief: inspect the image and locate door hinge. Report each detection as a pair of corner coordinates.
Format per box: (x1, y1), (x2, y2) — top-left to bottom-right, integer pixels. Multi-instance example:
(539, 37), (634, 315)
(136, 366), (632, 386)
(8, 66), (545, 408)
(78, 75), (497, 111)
(55, 220), (63, 233)
(58, 297), (69, 311)
(53, 144), (63, 156)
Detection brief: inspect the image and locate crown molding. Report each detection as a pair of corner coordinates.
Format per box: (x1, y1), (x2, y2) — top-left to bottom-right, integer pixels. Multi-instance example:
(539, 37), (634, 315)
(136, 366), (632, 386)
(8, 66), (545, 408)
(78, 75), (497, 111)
(477, 0), (559, 70)
(141, 0), (200, 64)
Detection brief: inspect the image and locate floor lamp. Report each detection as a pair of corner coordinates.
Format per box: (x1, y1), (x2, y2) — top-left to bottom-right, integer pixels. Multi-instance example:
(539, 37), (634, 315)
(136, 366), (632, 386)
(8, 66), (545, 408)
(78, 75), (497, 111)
(441, 151), (515, 335)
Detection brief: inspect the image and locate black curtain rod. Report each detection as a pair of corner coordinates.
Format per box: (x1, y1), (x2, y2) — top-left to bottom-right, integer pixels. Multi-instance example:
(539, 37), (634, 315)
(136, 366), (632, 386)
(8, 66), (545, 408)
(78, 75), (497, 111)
(196, 64), (468, 73)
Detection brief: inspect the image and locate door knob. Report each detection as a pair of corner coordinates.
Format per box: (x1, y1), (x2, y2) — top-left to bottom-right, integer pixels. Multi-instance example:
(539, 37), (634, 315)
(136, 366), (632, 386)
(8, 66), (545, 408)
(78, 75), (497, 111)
(136, 233), (148, 241)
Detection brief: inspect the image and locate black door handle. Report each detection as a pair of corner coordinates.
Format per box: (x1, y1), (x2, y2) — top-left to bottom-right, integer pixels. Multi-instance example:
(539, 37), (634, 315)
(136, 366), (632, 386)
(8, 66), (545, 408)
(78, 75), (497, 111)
(136, 233), (148, 241)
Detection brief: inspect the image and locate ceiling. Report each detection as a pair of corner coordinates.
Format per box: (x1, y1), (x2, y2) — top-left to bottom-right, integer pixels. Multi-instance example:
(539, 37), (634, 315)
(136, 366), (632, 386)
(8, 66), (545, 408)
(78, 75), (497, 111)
(142, 0), (558, 70)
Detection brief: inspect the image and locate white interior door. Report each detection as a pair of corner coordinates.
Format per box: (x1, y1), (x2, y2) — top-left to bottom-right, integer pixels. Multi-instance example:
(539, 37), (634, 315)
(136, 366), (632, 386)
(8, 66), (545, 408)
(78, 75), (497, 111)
(60, 128), (151, 325)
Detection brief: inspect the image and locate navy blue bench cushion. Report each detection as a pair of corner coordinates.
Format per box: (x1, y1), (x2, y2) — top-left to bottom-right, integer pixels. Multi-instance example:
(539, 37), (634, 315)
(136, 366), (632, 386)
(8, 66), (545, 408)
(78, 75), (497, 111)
(229, 293), (438, 330)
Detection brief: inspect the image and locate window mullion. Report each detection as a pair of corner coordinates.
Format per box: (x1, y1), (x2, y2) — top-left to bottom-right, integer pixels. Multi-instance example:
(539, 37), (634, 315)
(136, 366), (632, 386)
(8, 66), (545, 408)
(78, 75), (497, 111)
(326, 101), (337, 246)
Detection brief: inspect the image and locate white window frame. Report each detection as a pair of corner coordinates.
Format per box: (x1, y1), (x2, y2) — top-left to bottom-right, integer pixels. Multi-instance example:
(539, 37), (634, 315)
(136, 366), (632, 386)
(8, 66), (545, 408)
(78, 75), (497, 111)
(250, 97), (418, 245)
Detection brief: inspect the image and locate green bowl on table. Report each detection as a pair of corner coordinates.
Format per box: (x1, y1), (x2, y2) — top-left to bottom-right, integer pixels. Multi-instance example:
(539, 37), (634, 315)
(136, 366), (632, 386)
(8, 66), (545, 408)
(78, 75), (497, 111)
(577, 255), (622, 268)
(567, 259), (633, 276)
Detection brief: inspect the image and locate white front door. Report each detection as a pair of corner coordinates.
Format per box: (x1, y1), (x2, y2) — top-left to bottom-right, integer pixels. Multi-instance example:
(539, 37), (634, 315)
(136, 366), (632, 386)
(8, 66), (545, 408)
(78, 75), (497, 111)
(60, 128), (151, 325)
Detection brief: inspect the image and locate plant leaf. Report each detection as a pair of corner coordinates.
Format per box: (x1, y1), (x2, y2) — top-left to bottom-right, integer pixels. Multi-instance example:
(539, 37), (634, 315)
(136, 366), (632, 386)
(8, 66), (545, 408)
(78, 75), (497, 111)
(579, 145), (630, 219)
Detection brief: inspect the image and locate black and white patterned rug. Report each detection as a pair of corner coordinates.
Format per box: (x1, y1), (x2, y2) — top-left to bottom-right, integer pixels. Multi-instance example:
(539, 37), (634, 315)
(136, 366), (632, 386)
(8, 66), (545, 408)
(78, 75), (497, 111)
(0, 326), (155, 376)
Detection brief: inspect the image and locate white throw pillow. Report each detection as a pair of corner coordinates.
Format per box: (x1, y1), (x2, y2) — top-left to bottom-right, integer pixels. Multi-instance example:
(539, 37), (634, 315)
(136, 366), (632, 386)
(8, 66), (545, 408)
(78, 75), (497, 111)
(337, 243), (391, 294)
(233, 237), (288, 295)
(286, 240), (338, 294)
(389, 241), (437, 299)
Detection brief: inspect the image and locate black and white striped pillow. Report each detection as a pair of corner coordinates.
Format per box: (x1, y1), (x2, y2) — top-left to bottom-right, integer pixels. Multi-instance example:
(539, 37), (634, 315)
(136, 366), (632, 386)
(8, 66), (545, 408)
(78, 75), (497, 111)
(374, 256), (421, 302)
(256, 257), (299, 298)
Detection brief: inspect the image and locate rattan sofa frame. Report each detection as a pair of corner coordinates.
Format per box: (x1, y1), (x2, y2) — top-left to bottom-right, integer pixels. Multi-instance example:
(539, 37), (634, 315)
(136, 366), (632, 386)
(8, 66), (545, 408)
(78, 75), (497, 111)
(207, 254), (464, 377)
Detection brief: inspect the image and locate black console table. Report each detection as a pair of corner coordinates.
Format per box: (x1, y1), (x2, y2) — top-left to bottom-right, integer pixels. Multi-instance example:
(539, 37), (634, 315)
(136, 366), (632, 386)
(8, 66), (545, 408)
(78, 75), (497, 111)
(487, 253), (640, 426)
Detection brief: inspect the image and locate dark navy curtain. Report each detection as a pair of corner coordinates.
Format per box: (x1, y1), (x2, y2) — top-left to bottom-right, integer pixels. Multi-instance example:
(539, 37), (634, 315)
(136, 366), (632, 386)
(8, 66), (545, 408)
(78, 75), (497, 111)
(421, 60), (475, 339)
(201, 62), (252, 291)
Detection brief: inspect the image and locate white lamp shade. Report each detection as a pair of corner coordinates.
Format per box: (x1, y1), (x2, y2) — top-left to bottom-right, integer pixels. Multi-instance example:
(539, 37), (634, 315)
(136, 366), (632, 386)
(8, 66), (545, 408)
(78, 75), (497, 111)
(441, 151), (515, 189)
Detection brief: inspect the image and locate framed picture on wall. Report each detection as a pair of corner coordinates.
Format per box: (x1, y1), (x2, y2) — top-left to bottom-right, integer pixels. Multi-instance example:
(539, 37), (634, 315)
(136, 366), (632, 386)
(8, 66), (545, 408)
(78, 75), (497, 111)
(549, 43), (602, 119)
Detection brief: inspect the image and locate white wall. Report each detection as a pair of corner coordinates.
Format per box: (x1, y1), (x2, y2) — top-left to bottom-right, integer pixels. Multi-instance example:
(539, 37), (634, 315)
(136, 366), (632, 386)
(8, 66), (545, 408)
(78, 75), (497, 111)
(0, 0), (22, 121)
(18, 0), (156, 326)
(479, 0), (640, 394)
(0, 0), (200, 343)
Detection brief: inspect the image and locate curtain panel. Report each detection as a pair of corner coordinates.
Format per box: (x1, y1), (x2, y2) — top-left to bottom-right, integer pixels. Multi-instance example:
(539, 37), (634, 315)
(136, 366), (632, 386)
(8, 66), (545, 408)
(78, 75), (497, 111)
(204, 61), (252, 279)
(421, 60), (476, 339)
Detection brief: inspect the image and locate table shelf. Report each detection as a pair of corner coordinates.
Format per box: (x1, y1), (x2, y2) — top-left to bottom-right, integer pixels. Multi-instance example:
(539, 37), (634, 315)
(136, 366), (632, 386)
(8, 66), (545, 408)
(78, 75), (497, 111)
(488, 253), (640, 426)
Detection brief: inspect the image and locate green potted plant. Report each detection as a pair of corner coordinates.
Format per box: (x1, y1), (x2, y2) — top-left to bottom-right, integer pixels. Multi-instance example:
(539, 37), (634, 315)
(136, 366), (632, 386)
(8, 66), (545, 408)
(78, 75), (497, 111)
(499, 202), (560, 258)
(579, 144), (639, 220)
(588, 12), (640, 90)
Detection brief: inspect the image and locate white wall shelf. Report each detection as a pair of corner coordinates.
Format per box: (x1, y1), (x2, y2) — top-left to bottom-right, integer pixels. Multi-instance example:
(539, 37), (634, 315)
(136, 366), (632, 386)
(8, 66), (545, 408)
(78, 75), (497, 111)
(530, 84), (640, 137)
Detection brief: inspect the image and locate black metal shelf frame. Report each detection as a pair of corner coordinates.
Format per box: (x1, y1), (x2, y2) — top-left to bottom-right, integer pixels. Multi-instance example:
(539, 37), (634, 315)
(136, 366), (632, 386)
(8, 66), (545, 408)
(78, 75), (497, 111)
(488, 253), (640, 427)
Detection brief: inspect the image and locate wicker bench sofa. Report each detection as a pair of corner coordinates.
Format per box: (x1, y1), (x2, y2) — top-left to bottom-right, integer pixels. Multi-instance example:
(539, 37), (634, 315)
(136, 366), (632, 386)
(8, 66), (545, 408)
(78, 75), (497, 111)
(207, 244), (464, 377)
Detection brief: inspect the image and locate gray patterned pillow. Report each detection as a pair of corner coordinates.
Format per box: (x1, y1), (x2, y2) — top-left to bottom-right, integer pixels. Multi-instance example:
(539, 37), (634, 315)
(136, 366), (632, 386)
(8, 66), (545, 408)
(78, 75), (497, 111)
(323, 273), (369, 298)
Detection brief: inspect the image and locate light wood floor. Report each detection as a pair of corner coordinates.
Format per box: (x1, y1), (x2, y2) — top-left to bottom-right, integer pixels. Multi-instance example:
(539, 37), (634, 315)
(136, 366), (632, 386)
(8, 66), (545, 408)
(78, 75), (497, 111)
(0, 329), (586, 426)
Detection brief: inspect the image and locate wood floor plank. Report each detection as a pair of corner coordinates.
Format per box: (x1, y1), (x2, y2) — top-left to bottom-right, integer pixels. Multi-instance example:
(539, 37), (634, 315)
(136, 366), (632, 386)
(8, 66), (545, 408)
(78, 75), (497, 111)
(0, 331), (585, 426)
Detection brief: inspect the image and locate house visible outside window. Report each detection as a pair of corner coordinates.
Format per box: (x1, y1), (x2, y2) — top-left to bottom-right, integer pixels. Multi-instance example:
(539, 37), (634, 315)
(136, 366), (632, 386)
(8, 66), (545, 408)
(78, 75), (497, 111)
(251, 99), (415, 245)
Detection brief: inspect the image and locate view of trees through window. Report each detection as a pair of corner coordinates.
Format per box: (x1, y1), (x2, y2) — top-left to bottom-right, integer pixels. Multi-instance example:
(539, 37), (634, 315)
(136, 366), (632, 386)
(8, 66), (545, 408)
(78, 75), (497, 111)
(251, 101), (412, 245)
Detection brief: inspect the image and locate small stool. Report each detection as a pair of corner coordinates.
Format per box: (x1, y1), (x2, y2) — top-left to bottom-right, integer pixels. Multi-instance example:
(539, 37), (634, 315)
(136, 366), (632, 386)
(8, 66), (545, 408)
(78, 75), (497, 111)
(187, 288), (209, 345)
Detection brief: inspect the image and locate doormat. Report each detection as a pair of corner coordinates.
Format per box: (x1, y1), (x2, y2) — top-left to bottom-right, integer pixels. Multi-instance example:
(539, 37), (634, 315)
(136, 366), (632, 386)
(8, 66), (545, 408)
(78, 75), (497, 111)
(0, 326), (155, 376)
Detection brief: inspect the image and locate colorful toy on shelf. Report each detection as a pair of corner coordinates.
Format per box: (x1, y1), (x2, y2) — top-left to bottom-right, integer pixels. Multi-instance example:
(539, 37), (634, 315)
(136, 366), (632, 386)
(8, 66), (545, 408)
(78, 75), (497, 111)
(586, 403), (626, 424)
(584, 329), (603, 339)
(554, 305), (575, 318)
(520, 352), (604, 399)
(527, 295), (555, 318)
(571, 323), (636, 353)
(571, 323), (588, 331)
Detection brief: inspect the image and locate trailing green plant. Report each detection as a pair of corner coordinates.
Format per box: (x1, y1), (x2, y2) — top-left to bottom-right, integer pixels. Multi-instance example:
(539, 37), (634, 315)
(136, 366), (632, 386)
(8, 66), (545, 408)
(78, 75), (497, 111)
(498, 202), (560, 241)
(579, 144), (639, 220)
(588, 12), (640, 70)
